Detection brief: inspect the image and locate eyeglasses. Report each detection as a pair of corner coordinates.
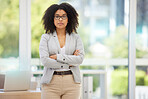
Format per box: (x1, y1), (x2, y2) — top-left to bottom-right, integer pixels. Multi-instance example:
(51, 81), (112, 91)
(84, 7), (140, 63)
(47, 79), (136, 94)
(54, 15), (67, 20)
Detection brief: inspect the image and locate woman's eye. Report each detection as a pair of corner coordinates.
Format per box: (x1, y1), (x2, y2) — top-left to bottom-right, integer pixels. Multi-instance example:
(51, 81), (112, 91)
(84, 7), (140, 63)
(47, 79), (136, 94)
(62, 16), (67, 19)
(55, 16), (59, 18)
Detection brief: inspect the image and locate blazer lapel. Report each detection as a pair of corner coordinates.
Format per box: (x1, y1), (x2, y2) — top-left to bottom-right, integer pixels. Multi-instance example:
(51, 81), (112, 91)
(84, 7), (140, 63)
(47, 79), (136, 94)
(65, 33), (70, 54)
(53, 31), (61, 53)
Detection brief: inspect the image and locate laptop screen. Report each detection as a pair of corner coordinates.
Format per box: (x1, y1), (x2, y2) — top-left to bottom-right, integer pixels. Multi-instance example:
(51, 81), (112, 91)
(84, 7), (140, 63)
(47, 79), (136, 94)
(0, 71), (30, 91)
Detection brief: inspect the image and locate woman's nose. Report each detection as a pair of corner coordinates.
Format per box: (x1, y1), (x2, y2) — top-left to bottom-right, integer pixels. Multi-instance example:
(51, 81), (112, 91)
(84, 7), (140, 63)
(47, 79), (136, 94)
(59, 17), (63, 21)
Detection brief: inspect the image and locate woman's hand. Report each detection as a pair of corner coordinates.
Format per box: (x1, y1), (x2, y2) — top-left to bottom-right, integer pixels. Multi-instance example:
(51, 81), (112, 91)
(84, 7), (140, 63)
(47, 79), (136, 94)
(49, 55), (57, 60)
(73, 49), (80, 56)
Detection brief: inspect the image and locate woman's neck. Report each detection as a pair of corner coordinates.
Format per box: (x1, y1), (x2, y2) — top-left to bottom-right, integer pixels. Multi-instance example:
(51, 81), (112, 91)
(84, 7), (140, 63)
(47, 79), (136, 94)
(56, 28), (66, 36)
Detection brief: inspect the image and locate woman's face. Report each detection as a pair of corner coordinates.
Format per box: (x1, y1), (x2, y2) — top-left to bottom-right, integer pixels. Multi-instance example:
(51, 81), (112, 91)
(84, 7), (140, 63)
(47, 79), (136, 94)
(54, 9), (68, 30)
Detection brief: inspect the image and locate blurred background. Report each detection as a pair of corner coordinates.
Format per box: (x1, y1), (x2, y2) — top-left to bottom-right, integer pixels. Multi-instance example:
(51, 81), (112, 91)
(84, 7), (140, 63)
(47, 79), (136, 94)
(0, 0), (148, 99)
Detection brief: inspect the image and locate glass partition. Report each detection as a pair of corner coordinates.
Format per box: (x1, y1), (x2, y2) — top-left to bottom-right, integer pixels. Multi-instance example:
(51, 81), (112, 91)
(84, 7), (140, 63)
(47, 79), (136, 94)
(0, 0), (19, 72)
(136, 0), (148, 98)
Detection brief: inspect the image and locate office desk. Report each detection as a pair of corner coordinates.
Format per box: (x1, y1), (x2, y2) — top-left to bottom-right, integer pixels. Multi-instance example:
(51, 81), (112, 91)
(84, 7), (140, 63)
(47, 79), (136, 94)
(0, 90), (41, 99)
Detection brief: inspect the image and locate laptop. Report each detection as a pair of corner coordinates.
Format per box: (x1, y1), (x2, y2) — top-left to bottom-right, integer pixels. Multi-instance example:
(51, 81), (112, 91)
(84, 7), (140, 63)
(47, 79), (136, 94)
(0, 71), (31, 92)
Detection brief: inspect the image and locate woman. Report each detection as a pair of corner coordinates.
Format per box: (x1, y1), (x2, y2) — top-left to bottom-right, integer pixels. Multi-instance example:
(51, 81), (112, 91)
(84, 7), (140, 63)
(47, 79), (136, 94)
(39, 2), (85, 99)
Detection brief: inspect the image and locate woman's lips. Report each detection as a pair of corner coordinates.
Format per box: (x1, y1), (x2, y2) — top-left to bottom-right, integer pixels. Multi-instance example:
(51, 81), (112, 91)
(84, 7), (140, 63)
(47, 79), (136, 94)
(58, 23), (64, 25)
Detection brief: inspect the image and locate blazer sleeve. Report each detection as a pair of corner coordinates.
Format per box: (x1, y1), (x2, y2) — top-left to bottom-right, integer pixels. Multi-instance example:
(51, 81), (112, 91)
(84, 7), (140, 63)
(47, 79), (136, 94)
(39, 34), (70, 69)
(56, 34), (85, 66)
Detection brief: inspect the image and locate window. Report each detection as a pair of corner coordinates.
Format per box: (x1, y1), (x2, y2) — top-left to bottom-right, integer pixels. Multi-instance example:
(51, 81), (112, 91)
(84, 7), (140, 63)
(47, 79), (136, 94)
(0, 0), (19, 72)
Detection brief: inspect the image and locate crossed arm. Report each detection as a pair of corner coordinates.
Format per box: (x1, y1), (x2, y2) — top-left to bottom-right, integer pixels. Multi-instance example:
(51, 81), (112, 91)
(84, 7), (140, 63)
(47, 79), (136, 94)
(49, 49), (80, 66)
(39, 34), (85, 69)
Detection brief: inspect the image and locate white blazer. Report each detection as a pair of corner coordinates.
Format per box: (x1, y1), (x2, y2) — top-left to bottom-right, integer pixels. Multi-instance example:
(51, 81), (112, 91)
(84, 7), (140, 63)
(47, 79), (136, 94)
(39, 31), (85, 84)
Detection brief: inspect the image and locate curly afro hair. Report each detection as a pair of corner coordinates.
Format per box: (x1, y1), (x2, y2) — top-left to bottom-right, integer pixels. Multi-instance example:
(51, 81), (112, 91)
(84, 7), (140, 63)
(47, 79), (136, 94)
(42, 3), (79, 34)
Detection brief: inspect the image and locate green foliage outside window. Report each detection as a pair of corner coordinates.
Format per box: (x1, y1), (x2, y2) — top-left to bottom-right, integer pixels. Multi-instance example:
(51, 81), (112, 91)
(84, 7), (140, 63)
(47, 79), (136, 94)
(144, 75), (148, 86)
(0, 0), (19, 58)
(111, 69), (146, 96)
(104, 25), (148, 58)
